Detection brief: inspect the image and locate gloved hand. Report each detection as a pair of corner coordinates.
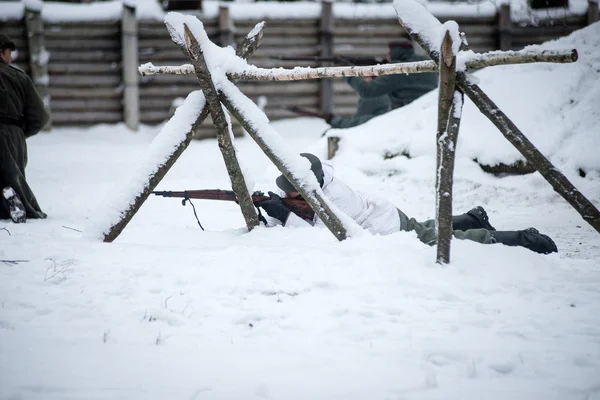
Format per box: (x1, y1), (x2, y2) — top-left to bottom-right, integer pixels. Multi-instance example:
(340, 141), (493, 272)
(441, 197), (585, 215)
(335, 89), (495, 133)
(254, 191), (291, 224)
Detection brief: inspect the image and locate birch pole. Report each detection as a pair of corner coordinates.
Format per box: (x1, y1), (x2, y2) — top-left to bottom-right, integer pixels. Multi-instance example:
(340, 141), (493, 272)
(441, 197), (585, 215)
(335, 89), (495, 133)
(101, 23), (265, 243)
(393, 0), (600, 234)
(183, 24), (259, 231)
(139, 49), (577, 80)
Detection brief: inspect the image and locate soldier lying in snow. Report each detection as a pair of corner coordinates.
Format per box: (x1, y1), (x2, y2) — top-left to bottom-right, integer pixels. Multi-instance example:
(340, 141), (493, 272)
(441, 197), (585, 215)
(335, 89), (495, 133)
(255, 153), (558, 254)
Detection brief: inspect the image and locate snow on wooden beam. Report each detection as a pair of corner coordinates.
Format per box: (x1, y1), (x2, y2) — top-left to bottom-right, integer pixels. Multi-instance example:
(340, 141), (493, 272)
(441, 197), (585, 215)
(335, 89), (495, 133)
(138, 48), (577, 80)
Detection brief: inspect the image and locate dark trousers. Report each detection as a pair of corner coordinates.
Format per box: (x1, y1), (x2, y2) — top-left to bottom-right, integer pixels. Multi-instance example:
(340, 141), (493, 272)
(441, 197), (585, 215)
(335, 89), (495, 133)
(0, 126), (44, 219)
(397, 208), (494, 245)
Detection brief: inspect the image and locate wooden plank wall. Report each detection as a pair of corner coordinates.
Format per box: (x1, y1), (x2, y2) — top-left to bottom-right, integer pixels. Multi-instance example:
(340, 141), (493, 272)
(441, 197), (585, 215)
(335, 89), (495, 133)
(0, 7), (590, 133)
(45, 21), (123, 125)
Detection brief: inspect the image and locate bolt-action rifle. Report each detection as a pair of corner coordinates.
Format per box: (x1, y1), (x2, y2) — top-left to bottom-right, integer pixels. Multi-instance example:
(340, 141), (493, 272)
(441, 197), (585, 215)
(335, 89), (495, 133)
(152, 189), (315, 221)
(271, 55), (388, 66)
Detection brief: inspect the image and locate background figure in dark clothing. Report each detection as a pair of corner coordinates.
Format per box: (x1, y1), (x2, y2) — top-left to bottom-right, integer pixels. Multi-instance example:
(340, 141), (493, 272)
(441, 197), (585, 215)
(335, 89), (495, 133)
(0, 33), (49, 223)
(327, 90), (391, 129)
(345, 38), (438, 109)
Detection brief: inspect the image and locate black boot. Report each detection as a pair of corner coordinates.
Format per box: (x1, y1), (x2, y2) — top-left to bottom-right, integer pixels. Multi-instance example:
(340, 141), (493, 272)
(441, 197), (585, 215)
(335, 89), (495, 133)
(452, 206), (496, 231)
(491, 228), (558, 254)
(2, 187), (26, 223)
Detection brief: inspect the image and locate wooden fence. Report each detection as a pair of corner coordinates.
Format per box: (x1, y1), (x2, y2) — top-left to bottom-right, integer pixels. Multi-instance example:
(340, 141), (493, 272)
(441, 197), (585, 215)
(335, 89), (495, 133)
(0, 2), (597, 138)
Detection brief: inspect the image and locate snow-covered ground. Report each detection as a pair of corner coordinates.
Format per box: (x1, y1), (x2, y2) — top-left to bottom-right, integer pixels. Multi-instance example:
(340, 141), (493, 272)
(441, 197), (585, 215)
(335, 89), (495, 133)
(1, 15), (600, 400)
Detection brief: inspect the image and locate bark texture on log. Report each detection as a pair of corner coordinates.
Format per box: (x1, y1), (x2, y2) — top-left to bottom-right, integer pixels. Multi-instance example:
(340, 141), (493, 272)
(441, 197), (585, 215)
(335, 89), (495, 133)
(139, 48), (577, 80)
(394, 6), (600, 234)
(219, 93), (349, 241)
(102, 23), (265, 242)
(235, 21), (264, 59)
(464, 49), (577, 70)
(435, 31), (459, 265)
(183, 24), (259, 232)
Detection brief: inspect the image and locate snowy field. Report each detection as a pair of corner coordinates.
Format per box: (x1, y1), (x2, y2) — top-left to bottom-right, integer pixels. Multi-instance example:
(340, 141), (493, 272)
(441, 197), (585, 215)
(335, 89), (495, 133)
(2, 13), (600, 400)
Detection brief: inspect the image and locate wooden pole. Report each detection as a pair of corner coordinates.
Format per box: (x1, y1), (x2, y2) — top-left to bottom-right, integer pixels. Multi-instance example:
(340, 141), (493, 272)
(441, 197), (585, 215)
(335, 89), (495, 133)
(219, 5), (234, 47)
(122, 2), (139, 131)
(140, 48), (578, 80)
(102, 23), (265, 243)
(435, 31), (461, 265)
(183, 24), (259, 231)
(498, 4), (512, 51)
(319, 1), (334, 115)
(24, 3), (51, 130)
(589, 0), (600, 24)
(394, 5), (600, 234)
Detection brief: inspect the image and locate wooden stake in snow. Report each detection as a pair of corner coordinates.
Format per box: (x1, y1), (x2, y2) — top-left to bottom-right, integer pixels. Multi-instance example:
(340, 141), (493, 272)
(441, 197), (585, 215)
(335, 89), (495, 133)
(139, 48), (577, 80)
(435, 31), (462, 265)
(393, 0), (600, 236)
(182, 24), (259, 231)
(121, 2), (140, 131)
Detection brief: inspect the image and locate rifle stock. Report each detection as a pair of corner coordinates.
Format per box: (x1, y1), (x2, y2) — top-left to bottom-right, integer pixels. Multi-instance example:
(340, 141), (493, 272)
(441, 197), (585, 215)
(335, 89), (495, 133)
(152, 189), (315, 221)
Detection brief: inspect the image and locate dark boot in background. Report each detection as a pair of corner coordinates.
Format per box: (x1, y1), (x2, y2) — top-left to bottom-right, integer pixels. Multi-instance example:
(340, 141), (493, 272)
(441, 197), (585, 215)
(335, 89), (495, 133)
(491, 228), (558, 254)
(453, 206), (496, 231)
(2, 187), (26, 223)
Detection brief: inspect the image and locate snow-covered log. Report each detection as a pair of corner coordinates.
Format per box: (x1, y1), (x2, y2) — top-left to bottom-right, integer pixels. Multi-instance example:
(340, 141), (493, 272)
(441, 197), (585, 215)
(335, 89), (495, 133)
(182, 24), (259, 231)
(435, 29), (461, 265)
(393, 0), (600, 235)
(458, 48), (577, 71)
(139, 48), (577, 80)
(139, 61), (437, 79)
(100, 23), (265, 243)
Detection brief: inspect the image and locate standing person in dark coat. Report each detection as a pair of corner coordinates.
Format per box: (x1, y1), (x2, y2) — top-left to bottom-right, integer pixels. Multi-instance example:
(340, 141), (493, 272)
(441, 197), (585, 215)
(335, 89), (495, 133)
(0, 33), (49, 223)
(345, 38), (438, 109)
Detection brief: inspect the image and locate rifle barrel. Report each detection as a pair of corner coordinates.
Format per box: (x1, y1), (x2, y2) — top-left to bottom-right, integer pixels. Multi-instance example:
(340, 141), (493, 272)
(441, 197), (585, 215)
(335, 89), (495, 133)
(152, 189), (315, 221)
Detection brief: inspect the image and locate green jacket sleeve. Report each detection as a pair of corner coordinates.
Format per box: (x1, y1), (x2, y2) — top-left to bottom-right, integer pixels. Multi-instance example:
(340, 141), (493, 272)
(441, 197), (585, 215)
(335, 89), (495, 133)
(22, 76), (49, 138)
(347, 75), (397, 98)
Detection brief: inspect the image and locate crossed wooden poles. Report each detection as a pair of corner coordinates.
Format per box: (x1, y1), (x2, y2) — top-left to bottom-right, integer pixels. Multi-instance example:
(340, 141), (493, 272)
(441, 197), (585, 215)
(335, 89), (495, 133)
(103, 5), (599, 264)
